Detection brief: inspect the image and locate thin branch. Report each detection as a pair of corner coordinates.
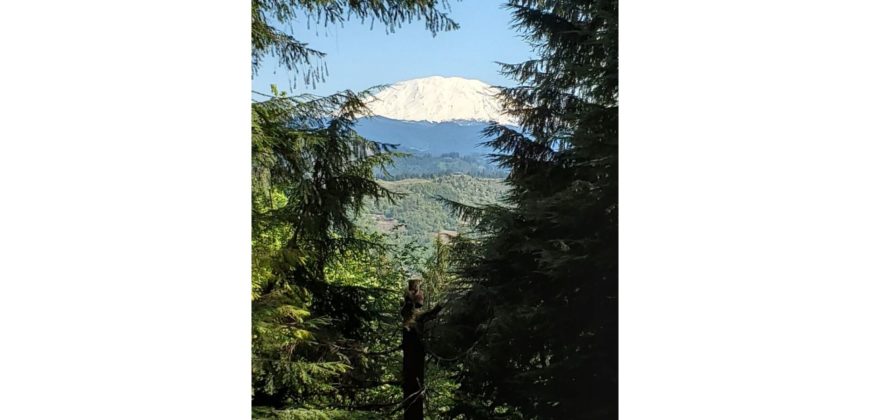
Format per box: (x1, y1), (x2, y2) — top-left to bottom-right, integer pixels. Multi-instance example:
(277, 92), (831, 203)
(388, 384), (427, 415)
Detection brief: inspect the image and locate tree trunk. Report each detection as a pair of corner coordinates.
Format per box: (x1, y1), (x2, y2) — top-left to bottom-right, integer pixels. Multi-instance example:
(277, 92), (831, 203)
(401, 278), (426, 420)
(402, 326), (425, 420)
(401, 278), (442, 420)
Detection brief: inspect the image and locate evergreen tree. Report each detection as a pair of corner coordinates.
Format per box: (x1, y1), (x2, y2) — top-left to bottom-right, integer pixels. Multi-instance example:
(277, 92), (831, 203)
(250, 1), (458, 417)
(251, 88), (400, 414)
(434, 0), (618, 418)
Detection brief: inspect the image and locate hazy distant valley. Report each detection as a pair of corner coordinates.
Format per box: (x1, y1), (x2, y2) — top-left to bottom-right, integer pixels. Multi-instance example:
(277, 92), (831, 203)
(354, 116), (496, 155)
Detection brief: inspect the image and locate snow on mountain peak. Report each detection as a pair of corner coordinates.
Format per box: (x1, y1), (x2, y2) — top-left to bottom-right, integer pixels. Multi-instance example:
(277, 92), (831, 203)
(365, 76), (517, 125)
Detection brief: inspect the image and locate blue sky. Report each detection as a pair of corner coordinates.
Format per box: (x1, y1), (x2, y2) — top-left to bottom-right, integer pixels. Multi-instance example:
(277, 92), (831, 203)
(252, 1), (535, 95)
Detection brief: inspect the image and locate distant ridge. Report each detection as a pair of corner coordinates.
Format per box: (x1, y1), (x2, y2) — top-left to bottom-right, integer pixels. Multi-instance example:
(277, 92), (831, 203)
(353, 116), (494, 155)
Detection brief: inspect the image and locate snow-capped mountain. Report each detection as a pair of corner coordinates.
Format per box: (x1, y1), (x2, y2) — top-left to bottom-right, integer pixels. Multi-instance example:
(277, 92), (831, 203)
(365, 76), (517, 126)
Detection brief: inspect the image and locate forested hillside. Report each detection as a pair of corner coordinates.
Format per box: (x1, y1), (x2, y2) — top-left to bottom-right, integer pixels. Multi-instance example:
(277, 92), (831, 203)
(376, 153), (507, 180)
(362, 174), (508, 245)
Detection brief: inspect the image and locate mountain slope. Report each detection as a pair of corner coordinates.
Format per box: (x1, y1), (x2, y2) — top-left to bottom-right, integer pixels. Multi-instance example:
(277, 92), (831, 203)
(353, 116), (494, 155)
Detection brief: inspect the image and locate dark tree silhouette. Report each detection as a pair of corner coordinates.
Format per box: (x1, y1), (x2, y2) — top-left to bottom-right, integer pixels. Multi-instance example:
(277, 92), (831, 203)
(434, 0), (619, 418)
